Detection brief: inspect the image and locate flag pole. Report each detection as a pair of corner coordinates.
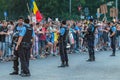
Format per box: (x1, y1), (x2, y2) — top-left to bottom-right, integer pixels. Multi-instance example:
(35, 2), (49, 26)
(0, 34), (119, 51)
(27, 2), (32, 23)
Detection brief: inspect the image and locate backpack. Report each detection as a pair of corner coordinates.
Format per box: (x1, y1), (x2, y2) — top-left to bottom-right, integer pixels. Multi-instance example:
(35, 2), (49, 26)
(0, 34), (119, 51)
(88, 24), (95, 35)
(63, 26), (69, 42)
(22, 24), (33, 43)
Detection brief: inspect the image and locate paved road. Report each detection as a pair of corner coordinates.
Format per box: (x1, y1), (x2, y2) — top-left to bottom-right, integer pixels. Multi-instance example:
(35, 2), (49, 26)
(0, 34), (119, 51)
(0, 50), (120, 80)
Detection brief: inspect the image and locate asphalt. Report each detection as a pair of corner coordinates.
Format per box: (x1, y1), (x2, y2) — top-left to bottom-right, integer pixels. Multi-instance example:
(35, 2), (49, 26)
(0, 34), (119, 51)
(0, 50), (120, 80)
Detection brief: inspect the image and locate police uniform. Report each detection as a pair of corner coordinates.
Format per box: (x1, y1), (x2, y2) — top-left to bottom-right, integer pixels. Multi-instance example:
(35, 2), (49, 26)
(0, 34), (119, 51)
(10, 23), (34, 76)
(110, 26), (116, 56)
(58, 21), (69, 67)
(86, 22), (95, 62)
(19, 24), (35, 75)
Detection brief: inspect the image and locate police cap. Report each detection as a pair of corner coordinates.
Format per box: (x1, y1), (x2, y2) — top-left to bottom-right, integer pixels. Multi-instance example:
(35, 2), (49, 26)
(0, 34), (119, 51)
(18, 16), (24, 20)
(24, 18), (30, 24)
(62, 20), (66, 25)
(89, 18), (94, 22)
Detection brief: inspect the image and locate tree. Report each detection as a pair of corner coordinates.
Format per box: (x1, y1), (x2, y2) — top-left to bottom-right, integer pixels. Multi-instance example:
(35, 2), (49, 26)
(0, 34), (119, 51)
(0, 0), (28, 20)
(0, 0), (119, 20)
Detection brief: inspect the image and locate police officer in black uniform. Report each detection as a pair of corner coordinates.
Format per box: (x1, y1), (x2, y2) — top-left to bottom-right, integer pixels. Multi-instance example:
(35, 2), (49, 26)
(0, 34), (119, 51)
(86, 19), (95, 62)
(58, 20), (69, 67)
(10, 17), (34, 77)
(109, 22), (116, 56)
(10, 17), (23, 75)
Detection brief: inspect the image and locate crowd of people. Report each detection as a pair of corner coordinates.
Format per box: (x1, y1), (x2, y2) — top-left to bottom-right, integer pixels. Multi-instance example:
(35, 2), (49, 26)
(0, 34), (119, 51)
(0, 18), (120, 62)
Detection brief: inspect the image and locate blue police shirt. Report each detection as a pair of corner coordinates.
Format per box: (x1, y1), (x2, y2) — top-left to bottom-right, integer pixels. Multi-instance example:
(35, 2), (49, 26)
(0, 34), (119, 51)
(88, 24), (95, 33)
(92, 26), (94, 32)
(60, 27), (65, 36)
(90, 24), (94, 32)
(24, 24), (35, 37)
(111, 26), (116, 32)
(17, 26), (26, 37)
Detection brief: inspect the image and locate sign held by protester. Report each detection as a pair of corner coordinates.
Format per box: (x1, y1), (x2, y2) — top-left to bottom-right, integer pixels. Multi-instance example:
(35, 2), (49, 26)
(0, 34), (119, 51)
(100, 4), (108, 14)
(110, 8), (118, 17)
(32, 15), (36, 23)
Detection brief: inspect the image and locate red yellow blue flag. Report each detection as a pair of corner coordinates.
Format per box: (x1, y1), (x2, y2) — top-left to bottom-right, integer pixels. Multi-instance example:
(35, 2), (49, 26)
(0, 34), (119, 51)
(31, 0), (42, 22)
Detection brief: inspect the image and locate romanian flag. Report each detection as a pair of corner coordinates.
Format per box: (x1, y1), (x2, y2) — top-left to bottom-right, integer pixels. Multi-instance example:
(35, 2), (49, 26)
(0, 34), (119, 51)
(30, 0), (42, 22)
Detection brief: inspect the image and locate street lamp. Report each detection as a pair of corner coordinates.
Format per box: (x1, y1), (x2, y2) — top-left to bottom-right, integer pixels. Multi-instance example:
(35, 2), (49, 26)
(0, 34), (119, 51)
(115, 0), (118, 19)
(116, 0), (118, 9)
(69, 0), (71, 15)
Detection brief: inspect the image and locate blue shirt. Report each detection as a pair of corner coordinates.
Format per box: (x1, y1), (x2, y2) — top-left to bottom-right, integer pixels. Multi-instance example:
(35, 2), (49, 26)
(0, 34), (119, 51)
(74, 26), (79, 31)
(24, 24), (35, 37)
(111, 26), (116, 32)
(17, 24), (35, 37)
(92, 26), (94, 32)
(60, 27), (65, 36)
(79, 27), (82, 31)
(17, 26), (26, 37)
(90, 24), (94, 32)
(46, 32), (54, 43)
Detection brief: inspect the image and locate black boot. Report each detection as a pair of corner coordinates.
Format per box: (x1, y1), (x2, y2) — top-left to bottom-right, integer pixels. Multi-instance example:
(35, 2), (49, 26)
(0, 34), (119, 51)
(19, 70), (31, 77)
(86, 59), (92, 62)
(93, 56), (95, 61)
(65, 61), (69, 67)
(86, 54), (92, 62)
(110, 47), (116, 56)
(91, 55), (95, 61)
(20, 73), (31, 77)
(110, 53), (115, 56)
(58, 61), (65, 68)
(9, 70), (18, 75)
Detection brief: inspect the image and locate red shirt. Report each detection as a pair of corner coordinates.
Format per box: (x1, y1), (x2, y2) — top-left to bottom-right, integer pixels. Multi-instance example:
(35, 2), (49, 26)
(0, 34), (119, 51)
(39, 27), (46, 40)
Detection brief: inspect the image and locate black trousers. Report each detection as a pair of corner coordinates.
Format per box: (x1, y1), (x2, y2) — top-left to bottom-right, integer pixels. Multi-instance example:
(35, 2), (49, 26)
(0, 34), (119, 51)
(13, 46), (30, 74)
(13, 50), (19, 72)
(59, 41), (68, 63)
(111, 37), (116, 54)
(19, 46), (30, 74)
(87, 38), (95, 60)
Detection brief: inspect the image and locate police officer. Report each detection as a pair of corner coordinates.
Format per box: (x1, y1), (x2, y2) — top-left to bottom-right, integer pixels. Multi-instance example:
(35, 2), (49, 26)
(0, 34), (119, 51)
(86, 19), (95, 62)
(10, 17), (34, 77)
(109, 22), (116, 56)
(9, 17), (23, 75)
(58, 20), (69, 67)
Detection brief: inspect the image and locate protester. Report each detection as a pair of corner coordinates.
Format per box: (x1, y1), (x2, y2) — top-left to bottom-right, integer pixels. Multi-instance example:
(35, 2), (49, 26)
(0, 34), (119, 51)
(0, 18), (119, 64)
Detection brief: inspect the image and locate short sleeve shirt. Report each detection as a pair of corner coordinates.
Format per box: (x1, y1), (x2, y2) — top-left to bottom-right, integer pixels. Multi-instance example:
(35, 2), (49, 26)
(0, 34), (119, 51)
(17, 26), (26, 37)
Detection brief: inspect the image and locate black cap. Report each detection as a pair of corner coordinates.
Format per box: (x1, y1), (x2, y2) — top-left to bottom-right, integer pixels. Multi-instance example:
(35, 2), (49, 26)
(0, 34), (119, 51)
(24, 18), (30, 24)
(89, 18), (94, 22)
(18, 16), (24, 20)
(62, 20), (66, 25)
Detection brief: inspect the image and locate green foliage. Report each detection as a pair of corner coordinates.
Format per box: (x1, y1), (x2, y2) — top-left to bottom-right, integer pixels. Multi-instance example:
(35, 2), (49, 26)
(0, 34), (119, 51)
(0, 0), (119, 20)
(0, 0), (28, 20)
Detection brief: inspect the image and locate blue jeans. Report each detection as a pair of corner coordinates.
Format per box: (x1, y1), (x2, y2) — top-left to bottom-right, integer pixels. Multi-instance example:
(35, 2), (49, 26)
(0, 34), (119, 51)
(5, 42), (12, 57)
(38, 40), (46, 54)
(94, 38), (98, 47)
(0, 42), (6, 58)
(117, 36), (120, 47)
